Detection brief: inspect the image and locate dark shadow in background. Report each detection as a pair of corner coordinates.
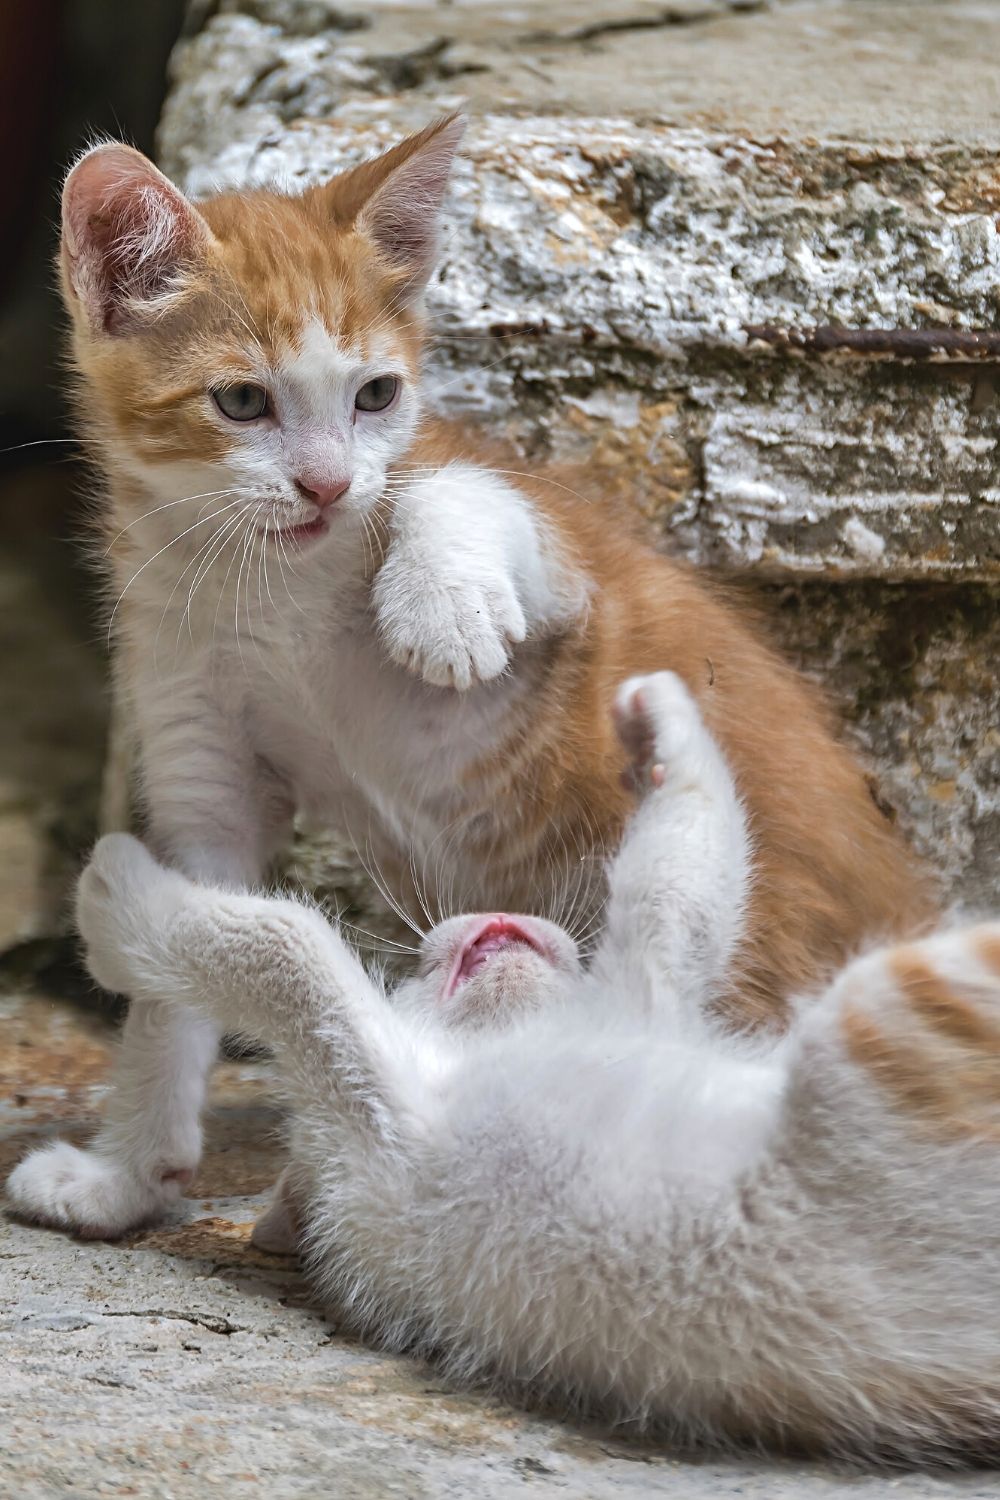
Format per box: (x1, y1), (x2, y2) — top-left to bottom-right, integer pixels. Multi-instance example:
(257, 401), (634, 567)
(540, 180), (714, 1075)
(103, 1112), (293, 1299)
(0, 0), (187, 448)
(0, 2), (185, 1016)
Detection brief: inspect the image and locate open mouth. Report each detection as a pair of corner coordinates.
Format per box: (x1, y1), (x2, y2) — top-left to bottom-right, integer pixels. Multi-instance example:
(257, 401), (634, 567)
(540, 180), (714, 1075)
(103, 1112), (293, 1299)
(270, 514), (330, 546)
(445, 916), (549, 997)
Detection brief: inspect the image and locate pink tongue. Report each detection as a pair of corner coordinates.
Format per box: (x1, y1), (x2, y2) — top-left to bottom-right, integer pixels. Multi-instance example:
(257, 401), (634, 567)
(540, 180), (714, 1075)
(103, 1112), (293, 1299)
(458, 931), (529, 982)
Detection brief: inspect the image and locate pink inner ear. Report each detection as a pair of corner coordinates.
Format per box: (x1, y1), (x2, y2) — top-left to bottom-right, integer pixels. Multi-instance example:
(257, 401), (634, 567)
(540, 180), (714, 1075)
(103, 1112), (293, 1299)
(63, 147), (208, 333)
(356, 114), (466, 291)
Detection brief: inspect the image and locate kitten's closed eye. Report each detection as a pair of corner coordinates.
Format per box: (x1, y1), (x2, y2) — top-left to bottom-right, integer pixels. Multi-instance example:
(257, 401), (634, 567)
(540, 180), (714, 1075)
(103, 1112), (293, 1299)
(355, 375), (399, 413)
(213, 383), (270, 422)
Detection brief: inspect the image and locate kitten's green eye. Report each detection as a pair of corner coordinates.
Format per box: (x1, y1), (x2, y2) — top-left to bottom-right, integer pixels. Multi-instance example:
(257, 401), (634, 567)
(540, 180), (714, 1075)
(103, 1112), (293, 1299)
(212, 383), (269, 422)
(355, 375), (399, 413)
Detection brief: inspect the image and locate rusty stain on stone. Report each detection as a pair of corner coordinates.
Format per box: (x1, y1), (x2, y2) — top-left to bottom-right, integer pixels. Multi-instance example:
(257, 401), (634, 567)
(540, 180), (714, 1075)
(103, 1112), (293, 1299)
(556, 400), (694, 523)
(745, 324), (1000, 363)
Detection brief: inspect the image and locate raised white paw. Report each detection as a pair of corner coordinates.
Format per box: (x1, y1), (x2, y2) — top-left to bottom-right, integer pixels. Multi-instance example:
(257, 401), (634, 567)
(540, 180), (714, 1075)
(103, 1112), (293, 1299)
(5, 1139), (194, 1239)
(373, 559), (527, 691)
(612, 671), (706, 793)
(76, 833), (189, 995)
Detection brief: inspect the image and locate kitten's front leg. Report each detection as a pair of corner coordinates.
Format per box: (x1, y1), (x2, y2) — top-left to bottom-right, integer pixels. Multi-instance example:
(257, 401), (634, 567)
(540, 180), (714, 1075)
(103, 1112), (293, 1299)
(591, 672), (752, 1032)
(76, 835), (434, 1143)
(373, 462), (583, 690)
(6, 683), (285, 1238)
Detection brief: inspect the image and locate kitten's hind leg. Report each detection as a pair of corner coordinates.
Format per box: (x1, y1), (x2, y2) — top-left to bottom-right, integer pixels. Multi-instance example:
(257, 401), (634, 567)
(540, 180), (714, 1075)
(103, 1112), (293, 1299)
(592, 672), (751, 1029)
(6, 846), (218, 1237)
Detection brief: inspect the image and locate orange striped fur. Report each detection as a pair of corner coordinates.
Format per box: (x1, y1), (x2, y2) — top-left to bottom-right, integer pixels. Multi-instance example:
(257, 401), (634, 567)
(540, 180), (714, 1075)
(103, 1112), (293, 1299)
(843, 941), (1000, 1140)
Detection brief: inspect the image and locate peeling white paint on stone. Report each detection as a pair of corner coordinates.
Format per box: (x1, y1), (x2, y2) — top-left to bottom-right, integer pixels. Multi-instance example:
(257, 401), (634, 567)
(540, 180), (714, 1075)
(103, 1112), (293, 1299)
(842, 517), (887, 563)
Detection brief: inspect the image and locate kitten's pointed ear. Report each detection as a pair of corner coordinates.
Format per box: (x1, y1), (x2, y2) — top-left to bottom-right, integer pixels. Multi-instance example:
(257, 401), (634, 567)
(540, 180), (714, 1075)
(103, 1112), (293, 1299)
(319, 114), (466, 296)
(61, 144), (214, 334)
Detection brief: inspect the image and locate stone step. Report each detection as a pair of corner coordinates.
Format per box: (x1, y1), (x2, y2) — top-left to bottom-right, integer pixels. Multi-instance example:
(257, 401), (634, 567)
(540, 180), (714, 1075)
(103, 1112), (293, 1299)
(157, 0), (999, 903)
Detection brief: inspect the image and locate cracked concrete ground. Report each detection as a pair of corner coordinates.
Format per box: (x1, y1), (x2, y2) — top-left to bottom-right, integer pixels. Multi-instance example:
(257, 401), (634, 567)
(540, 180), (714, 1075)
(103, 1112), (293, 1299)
(3, 465), (1000, 1498)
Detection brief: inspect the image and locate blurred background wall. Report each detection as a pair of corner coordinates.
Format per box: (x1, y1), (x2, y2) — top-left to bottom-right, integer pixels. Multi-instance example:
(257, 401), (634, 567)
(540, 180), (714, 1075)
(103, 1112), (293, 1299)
(0, 0), (186, 447)
(0, 0), (183, 998)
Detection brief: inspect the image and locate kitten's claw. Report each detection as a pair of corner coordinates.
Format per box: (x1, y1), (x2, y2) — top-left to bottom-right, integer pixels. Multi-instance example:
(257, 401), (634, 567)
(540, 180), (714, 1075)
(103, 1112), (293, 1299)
(612, 671), (706, 794)
(6, 1140), (195, 1239)
(373, 561), (527, 692)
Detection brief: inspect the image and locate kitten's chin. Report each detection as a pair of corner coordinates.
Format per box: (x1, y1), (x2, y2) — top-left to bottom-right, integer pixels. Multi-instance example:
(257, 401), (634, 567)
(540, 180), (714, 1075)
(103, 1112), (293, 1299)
(439, 944), (565, 1031)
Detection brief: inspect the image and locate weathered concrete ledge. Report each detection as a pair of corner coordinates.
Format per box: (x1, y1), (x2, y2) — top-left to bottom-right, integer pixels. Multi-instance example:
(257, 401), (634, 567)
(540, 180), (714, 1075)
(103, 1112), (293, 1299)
(160, 1), (1000, 582)
(155, 0), (1000, 906)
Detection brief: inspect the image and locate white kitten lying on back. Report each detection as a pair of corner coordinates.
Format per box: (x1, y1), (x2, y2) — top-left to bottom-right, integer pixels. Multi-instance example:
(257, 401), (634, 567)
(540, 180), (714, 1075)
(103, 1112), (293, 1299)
(74, 674), (1000, 1461)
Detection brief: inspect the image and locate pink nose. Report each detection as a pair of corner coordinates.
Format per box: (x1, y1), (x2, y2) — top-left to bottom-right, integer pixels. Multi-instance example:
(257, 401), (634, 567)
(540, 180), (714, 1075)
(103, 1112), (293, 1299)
(294, 476), (350, 510)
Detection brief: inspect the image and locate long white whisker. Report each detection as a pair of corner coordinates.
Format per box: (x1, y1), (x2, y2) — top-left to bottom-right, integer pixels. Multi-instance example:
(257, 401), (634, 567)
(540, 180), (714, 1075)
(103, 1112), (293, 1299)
(107, 499), (254, 645)
(273, 528), (306, 614)
(334, 917), (421, 957)
(359, 509), (377, 576)
(233, 508), (262, 677)
(276, 528), (305, 584)
(260, 522), (280, 620)
(347, 823), (425, 939)
(150, 498), (251, 671)
(245, 519), (270, 671)
(176, 503), (253, 652)
(202, 286), (268, 358)
(407, 842), (437, 932)
(224, 273), (266, 347)
(212, 507), (258, 655)
(103, 487), (243, 554)
(386, 463), (593, 507)
(0, 437), (78, 456)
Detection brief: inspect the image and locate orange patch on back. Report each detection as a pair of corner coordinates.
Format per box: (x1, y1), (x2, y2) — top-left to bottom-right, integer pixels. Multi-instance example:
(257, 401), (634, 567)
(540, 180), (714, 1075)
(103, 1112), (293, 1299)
(975, 931), (1000, 979)
(842, 1005), (953, 1126)
(843, 952), (1000, 1141)
(890, 950), (1000, 1051)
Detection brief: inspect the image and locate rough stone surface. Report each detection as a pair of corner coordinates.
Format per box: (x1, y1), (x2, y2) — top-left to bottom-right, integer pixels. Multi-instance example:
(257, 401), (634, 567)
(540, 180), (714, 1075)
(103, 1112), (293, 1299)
(155, 0), (1000, 907)
(769, 581), (1000, 914)
(159, 0), (1000, 582)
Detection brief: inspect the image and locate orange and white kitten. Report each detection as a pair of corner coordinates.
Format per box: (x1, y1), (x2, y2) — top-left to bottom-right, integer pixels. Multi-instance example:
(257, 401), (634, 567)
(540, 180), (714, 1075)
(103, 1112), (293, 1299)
(7, 117), (929, 1238)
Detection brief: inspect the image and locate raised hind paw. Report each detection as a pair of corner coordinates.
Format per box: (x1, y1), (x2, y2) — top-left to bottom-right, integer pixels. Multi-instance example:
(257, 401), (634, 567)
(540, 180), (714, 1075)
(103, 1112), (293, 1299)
(612, 671), (711, 795)
(5, 1139), (195, 1239)
(76, 833), (190, 996)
